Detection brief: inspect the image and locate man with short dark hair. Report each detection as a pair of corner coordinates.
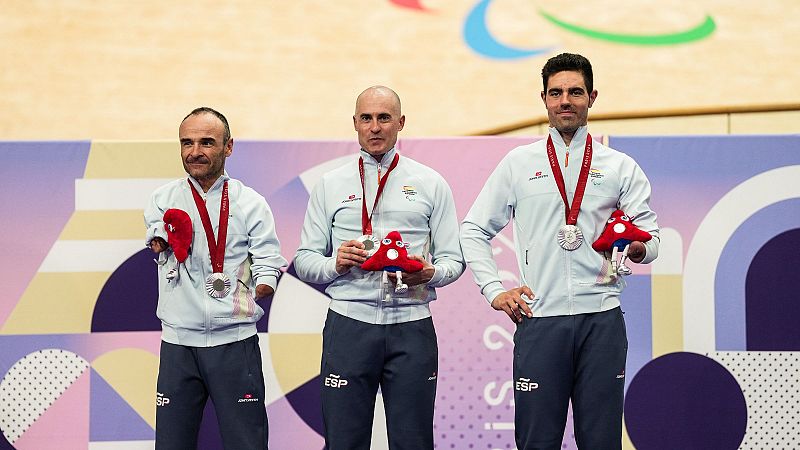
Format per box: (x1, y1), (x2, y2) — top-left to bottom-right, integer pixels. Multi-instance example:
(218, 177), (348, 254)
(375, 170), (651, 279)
(145, 107), (286, 449)
(460, 53), (660, 449)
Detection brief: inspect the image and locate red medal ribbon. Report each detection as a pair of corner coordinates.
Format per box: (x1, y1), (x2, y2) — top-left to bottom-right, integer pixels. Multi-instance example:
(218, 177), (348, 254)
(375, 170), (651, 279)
(188, 179), (229, 273)
(546, 134), (593, 225)
(359, 153), (400, 235)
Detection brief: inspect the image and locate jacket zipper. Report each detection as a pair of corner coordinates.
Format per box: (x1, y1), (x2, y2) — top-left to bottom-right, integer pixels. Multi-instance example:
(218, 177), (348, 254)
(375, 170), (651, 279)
(376, 160), (384, 305)
(565, 142), (574, 314)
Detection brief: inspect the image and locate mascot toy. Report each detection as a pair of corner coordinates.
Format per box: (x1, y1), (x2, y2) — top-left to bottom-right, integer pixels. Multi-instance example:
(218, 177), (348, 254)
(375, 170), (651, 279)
(592, 209), (651, 276)
(361, 230), (423, 297)
(162, 208), (193, 281)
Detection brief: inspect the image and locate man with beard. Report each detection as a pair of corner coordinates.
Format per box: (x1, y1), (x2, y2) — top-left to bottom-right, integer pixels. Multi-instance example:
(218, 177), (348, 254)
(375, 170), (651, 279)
(460, 53), (660, 450)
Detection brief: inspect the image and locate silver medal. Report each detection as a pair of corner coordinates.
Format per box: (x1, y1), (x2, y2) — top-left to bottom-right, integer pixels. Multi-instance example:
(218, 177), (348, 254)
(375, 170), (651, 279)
(557, 224), (584, 251)
(205, 273), (231, 298)
(357, 234), (381, 257)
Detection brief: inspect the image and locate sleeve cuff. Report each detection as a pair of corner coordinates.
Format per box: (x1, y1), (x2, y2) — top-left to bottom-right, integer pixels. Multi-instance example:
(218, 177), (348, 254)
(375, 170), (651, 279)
(324, 258), (341, 281)
(427, 264), (443, 285)
(145, 223), (168, 247)
(483, 282), (506, 305)
(254, 274), (279, 291)
(640, 237), (660, 265)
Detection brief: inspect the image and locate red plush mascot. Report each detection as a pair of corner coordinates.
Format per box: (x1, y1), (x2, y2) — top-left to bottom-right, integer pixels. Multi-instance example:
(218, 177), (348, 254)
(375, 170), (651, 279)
(163, 208), (193, 280)
(592, 209), (651, 276)
(361, 230), (423, 295)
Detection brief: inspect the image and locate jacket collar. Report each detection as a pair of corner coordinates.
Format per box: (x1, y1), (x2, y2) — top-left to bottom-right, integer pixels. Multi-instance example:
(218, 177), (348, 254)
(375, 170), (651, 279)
(359, 147), (398, 167)
(187, 171), (230, 194)
(547, 125), (589, 149)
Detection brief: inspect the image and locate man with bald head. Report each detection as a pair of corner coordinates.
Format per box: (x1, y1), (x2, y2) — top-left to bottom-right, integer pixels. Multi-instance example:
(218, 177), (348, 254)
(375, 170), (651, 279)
(294, 86), (464, 449)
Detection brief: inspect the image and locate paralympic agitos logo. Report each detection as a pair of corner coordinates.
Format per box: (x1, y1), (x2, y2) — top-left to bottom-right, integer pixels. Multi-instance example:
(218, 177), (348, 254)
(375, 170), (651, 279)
(389, 0), (716, 60)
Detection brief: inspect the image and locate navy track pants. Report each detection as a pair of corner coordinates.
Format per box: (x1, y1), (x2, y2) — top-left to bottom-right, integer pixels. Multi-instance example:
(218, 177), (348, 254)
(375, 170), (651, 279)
(321, 310), (438, 450)
(513, 307), (627, 450)
(155, 334), (269, 449)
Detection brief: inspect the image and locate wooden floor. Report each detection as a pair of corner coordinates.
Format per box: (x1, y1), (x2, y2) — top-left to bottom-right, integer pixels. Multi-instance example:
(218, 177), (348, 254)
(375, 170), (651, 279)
(1, 0), (799, 140)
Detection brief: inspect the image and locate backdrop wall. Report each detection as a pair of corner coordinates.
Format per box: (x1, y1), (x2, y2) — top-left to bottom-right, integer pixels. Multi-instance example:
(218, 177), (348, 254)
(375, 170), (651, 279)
(1, 135), (798, 449)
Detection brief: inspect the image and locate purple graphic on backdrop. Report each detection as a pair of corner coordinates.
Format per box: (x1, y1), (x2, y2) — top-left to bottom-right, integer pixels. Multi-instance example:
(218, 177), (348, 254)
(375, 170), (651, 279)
(625, 352), (747, 450)
(745, 228), (800, 351)
(90, 370), (153, 441)
(93, 249), (161, 332)
(714, 200), (800, 350)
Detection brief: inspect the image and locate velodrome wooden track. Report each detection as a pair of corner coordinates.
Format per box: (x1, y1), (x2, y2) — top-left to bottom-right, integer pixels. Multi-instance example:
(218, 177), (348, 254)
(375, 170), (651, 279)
(1, 0), (799, 140)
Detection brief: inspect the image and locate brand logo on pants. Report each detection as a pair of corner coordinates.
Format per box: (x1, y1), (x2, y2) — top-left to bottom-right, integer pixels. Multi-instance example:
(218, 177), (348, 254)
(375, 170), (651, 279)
(515, 377), (539, 391)
(156, 392), (170, 407)
(324, 373), (349, 388)
(238, 393), (260, 403)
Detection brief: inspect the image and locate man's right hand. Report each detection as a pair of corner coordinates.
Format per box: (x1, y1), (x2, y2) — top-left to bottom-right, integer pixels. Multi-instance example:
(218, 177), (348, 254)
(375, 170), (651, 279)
(491, 286), (535, 323)
(149, 237), (168, 253)
(335, 240), (368, 274)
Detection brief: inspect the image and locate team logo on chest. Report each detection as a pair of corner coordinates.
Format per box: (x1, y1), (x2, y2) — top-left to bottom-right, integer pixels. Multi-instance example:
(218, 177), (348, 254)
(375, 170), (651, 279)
(402, 185), (417, 201)
(529, 170), (549, 181)
(341, 193), (362, 204)
(590, 168), (605, 185)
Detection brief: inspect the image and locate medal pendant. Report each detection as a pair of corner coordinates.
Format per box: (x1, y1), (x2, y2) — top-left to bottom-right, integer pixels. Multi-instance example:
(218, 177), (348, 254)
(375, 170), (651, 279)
(357, 234), (381, 257)
(205, 273), (231, 298)
(557, 225), (584, 251)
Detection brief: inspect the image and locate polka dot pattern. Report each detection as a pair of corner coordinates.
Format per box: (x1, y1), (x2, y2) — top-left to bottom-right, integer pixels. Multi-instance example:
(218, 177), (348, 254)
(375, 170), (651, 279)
(708, 351), (799, 449)
(431, 301), (578, 449)
(433, 298), (519, 448)
(0, 349), (90, 443)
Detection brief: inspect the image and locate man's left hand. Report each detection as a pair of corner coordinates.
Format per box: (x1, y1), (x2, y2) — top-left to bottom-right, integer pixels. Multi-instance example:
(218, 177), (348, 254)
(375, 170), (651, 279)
(627, 241), (646, 263)
(255, 284), (274, 299)
(387, 255), (434, 287)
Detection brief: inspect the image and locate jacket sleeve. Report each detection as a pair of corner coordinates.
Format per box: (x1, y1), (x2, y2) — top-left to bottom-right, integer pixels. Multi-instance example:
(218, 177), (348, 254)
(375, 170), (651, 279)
(293, 178), (341, 284)
(425, 176), (465, 288)
(144, 189), (169, 247)
(459, 156), (515, 304)
(618, 155), (660, 264)
(248, 196), (289, 291)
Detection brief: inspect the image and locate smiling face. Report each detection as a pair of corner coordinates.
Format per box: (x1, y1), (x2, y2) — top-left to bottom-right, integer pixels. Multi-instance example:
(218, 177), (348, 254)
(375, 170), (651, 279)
(179, 112), (232, 191)
(541, 70), (597, 144)
(353, 87), (405, 159)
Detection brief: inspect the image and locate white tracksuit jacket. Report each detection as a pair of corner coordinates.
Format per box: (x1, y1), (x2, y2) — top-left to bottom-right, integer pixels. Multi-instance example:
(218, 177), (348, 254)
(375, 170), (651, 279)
(293, 147), (465, 324)
(460, 126), (659, 317)
(145, 173), (287, 346)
